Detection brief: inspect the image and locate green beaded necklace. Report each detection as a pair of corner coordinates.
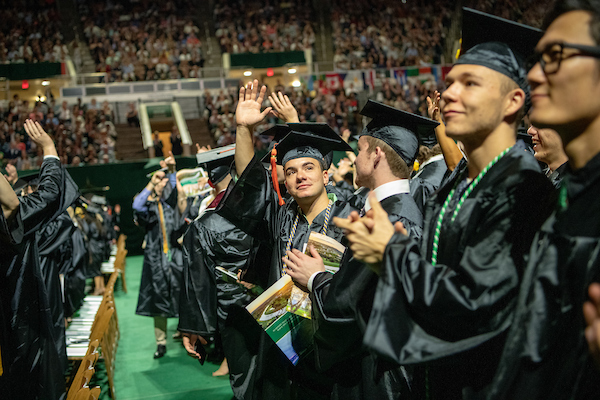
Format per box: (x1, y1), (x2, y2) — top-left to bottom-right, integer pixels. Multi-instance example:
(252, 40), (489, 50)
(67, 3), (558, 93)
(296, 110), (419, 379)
(430, 146), (512, 266)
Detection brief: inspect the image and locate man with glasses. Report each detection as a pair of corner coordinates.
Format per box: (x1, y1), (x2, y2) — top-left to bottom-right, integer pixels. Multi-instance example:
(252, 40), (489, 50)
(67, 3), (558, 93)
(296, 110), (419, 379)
(334, 8), (556, 399)
(480, 1), (600, 399)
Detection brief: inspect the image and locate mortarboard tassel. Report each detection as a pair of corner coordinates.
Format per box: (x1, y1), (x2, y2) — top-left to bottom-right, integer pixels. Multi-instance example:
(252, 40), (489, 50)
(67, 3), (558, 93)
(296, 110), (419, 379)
(270, 147), (285, 206)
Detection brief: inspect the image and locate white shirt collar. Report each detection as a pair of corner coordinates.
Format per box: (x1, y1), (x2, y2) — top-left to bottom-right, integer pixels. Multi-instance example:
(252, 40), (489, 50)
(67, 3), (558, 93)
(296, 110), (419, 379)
(413, 154), (445, 178)
(364, 179), (410, 212)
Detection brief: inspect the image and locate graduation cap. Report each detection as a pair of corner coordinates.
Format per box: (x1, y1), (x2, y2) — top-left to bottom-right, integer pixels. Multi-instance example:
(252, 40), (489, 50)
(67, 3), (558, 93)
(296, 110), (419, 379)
(261, 124), (293, 154)
(260, 123), (352, 168)
(359, 100), (440, 164)
(260, 124), (292, 143)
(457, 8), (544, 110)
(195, 143), (236, 185)
(260, 123), (352, 205)
(12, 172), (40, 194)
(277, 123), (350, 169)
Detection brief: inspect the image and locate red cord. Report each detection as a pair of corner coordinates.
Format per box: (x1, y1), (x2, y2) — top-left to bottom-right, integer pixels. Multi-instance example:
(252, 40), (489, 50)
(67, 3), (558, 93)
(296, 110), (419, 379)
(270, 148), (284, 206)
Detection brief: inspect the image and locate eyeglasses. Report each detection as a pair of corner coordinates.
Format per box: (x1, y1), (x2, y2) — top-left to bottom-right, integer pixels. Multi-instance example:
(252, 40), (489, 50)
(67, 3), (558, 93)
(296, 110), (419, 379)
(527, 42), (600, 74)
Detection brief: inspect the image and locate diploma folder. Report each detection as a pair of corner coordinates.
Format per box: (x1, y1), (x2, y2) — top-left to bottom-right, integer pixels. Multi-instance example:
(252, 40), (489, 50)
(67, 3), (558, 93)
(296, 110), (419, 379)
(245, 232), (346, 365)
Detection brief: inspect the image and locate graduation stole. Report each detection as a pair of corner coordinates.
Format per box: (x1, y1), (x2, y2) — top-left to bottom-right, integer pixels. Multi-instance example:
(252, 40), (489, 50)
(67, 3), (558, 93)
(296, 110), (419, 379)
(157, 201), (169, 255)
(431, 146), (512, 266)
(283, 199), (333, 272)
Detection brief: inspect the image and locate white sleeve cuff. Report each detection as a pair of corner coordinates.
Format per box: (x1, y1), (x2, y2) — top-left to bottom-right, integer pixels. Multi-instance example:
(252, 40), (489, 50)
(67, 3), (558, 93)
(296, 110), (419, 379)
(43, 155), (60, 161)
(307, 271), (323, 292)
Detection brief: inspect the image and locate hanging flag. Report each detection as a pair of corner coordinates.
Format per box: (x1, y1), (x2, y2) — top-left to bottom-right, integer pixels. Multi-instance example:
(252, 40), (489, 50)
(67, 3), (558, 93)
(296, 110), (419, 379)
(363, 70), (376, 91)
(441, 65), (453, 80)
(394, 69), (407, 86)
(326, 73), (341, 90)
(343, 70), (363, 92)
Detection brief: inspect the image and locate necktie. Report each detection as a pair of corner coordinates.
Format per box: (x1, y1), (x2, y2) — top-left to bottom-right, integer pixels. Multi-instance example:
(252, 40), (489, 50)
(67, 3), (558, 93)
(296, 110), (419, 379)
(157, 201), (169, 254)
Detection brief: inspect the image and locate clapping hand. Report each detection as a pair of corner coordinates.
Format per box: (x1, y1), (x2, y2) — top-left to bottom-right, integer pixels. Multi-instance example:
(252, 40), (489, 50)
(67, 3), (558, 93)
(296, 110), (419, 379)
(3, 164), (17, 186)
(584, 283), (600, 369)
(236, 79), (272, 128)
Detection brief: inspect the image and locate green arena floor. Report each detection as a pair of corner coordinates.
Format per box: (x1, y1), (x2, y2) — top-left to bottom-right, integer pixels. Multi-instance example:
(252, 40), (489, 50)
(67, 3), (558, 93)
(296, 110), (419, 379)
(106, 255), (234, 400)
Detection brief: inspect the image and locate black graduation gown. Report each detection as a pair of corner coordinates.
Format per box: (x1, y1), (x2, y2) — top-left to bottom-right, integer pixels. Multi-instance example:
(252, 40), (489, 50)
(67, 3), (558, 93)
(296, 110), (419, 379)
(178, 206), (254, 337)
(477, 154), (600, 400)
(363, 143), (556, 399)
(410, 156), (447, 213)
(81, 216), (105, 278)
(134, 192), (181, 318)
(38, 212), (77, 376)
(310, 192), (424, 400)
(545, 161), (568, 189)
(63, 225), (89, 318)
(0, 158), (79, 400)
(217, 155), (356, 400)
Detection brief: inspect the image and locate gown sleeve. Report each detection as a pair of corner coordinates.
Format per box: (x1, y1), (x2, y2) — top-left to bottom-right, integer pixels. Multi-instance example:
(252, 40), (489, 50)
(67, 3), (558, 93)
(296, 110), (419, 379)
(18, 158), (79, 236)
(365, 171), (555, 365)
(217, 154), (276, 242)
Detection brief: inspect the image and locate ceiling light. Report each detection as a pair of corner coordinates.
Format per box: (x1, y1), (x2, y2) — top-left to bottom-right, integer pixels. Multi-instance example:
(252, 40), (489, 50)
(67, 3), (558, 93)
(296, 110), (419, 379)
(243, 71), (252, 76)
(288, 68), (297, 74)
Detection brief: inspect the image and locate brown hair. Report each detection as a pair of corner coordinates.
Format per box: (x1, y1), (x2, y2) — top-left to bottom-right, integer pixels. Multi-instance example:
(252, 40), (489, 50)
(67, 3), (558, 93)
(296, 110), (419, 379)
(364, 136), (411, 179)
(416, 144), (442, 166)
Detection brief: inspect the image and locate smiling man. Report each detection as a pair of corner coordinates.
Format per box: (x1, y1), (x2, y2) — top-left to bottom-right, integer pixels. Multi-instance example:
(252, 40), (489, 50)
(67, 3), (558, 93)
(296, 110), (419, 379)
(216, 80), (354, 400)
(482, 1), (600, 398)
(334, 9), (556, 399)
(527, 124), (568, 187)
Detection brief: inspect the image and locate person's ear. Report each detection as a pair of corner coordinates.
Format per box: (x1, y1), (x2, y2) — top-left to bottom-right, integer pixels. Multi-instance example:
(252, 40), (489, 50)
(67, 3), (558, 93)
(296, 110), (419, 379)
(322, 168), (329, 185)
(504, 88), (525, 120)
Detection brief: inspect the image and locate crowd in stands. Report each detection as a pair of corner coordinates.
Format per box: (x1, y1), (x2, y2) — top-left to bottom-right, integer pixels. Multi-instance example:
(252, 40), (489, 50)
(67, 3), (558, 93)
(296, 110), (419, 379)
(78, 0), (205, 82)
(331, 0), (452, 70)
(465, 0), (548, 28)
(203, 76), (441, 151)
(214, 0), (316, 54)
(0, 96), (132, 170)
(0, 0), (68, 63)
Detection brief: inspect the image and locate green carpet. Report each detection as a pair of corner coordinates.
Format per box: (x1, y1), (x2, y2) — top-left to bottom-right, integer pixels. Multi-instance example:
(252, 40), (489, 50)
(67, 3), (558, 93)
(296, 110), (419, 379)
(110, 255), (235, 400)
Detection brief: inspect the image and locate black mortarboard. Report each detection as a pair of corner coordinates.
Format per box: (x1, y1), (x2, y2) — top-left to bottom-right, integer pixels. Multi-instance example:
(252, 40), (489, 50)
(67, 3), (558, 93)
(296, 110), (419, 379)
(359, 100), (439, 164)
(260, 124), (292, 143)
(261, 124), (292, 154)
(12, 173), (39, 194)
(457, 8), (544, 111)
(195, 144), (236, 184)
(260, 124), (352, 169)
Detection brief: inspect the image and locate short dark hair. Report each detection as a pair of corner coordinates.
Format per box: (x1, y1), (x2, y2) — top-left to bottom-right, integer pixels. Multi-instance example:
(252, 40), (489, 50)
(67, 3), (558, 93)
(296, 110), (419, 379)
(544, 0), (600, 45)
(364, 136), (411, 179)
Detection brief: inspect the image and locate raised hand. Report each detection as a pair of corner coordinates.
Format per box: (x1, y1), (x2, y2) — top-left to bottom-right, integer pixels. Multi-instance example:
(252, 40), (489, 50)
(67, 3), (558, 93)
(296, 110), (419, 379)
(236, 79), (272, 128)
(337, 158), (353, 177)
(164, 151), (176, 173)
(24, 119), (57, 157)
(196, 143), (211, 154)
(268, 91), (300, 123)
(426, 90), (442, 122)
(341, 128), (351, 143)
(4, 164), (18, 186)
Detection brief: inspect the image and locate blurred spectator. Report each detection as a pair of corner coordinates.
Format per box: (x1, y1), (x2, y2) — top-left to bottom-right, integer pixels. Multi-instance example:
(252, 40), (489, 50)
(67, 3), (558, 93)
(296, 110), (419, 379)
(0, 99), (118, 171)
(78, 0), (205, 82)
(214, 0), (316, 54)
(152, 131), (164, 157)
(170, 126), (183, 155)
(127, 102), (140, 127)
(0, 0), (68, 63)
